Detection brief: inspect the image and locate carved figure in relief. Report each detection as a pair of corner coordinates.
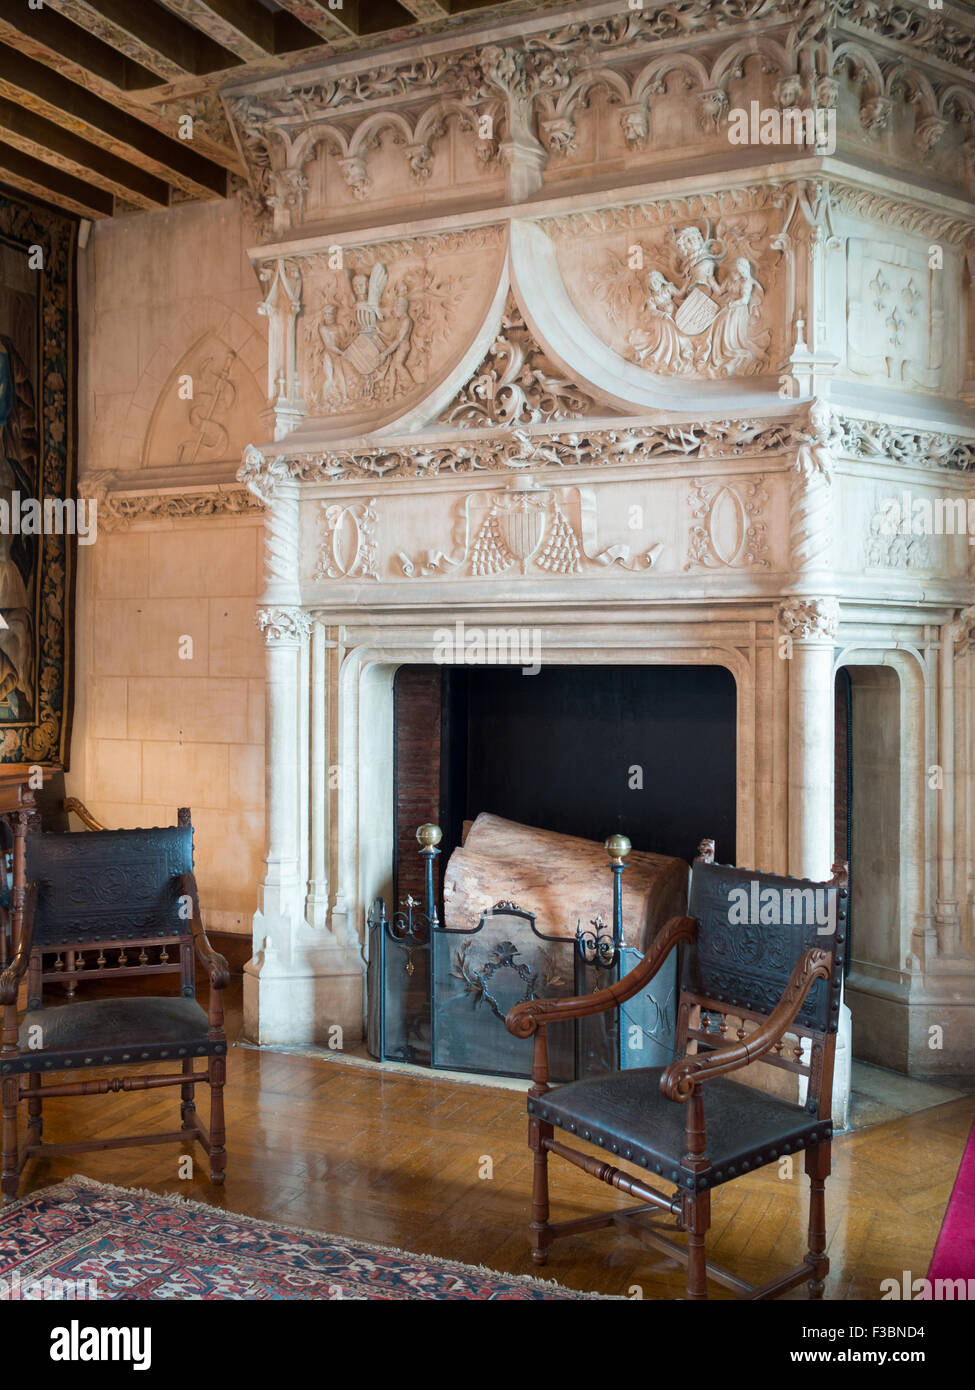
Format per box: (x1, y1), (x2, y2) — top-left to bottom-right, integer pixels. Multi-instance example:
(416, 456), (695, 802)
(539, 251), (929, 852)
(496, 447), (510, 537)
(303, 258), (461, 414)
(593, 220), (772, 378)
(630, 271), (691, 370)
(381, 296), (418, 397)
(318, 305), (354, 405)
(707, 258), (770, 373)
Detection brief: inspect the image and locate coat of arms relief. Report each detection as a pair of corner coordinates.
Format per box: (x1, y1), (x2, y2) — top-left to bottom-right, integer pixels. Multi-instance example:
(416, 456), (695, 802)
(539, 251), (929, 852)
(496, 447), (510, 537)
(582, 219), (776, 377)
(300, 256), (473, 415)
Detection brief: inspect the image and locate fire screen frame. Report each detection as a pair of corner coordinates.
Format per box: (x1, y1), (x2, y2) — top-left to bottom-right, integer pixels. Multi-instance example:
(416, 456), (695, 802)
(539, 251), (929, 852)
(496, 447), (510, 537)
(366, 827), (679, 1081)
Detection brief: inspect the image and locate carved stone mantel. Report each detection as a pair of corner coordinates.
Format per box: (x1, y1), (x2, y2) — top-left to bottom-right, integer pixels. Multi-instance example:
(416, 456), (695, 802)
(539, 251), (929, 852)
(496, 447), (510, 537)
(225, 0), (975, 1099)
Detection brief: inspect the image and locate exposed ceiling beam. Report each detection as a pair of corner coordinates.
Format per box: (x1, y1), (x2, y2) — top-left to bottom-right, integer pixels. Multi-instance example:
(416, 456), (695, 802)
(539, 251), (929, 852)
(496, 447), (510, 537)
(45, 0), (241, 81)
(0, 2), (162, 91)
(397, 1), (451, 17)
(154, 0), (318, 63)
(0, 98), (170, 209)
(0, 45), (229, 199)
(268, 1), (359, 44)
(0, 143), (113, 218)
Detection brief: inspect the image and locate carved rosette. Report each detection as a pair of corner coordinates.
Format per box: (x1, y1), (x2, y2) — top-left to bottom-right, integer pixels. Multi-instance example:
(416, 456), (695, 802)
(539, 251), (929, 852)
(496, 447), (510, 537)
(777, 597), (840, 642)
(256, 607), (313, 645)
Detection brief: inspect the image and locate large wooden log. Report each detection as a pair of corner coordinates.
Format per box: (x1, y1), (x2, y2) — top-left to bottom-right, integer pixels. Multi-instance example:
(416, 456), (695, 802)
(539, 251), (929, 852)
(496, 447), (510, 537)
(443, 813), (688, 951)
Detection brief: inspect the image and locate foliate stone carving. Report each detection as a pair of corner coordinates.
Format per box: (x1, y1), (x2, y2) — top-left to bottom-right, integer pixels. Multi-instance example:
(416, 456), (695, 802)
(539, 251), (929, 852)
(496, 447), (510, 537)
(835, 421), (975, 472)
(254, 419), (794, 488)
(833, 0), (975, 74)
(778, 597), (840, 642)
(587, 216), (775, 378)
(397, 481), (661, 579)
(440, 293), (602, 428)
(863, 502), (932, 571)
(541, 178), (975, 249)
(256, 607), (313, 644)
(94, 489), (261, 531)
(953, 607), (975, 658)
(315, 499), (379, 581)
(685, 477), (770, 571)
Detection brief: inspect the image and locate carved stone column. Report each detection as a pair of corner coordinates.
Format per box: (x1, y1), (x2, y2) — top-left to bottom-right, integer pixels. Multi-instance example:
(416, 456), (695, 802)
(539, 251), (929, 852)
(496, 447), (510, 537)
(788, 399), (839, 590)
(778, 596), (847, 1128)
(779, 598), (838, 881)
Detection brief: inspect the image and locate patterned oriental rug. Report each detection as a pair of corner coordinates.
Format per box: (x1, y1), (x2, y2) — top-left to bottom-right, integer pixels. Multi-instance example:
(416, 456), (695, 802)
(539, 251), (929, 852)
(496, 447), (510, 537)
(0, 1177), (606, 1300)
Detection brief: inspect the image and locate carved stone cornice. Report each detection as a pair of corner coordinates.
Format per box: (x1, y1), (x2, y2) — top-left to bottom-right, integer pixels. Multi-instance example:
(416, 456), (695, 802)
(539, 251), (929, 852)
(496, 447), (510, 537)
(538, 176), (975, 247)
(237, 418), (796, 492)
(834, 418), (975, 472)
(778, 596), (840, 641)
(81, 470), (264, 530)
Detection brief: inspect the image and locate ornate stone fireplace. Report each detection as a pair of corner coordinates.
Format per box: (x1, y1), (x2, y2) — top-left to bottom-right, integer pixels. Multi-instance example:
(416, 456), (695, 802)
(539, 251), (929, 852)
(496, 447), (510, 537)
(223, 0), (975, 1120)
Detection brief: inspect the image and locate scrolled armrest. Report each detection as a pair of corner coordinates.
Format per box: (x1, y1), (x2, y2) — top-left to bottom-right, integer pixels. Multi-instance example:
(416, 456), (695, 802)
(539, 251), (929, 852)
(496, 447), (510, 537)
(506, 915), (696, 1039)
(177, 872), (230, 990)
(0, 883), (36, 1005)
(659, 946), (833, 1101)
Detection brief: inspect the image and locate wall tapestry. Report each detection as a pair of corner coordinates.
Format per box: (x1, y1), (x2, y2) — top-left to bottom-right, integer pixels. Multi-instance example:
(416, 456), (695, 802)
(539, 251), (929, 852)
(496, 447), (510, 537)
(0, 186), (77, 766)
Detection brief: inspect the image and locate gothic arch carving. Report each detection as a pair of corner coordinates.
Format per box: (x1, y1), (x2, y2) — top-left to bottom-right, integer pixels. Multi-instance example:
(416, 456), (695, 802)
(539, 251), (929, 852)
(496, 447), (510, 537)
(117, 302), (266, 471)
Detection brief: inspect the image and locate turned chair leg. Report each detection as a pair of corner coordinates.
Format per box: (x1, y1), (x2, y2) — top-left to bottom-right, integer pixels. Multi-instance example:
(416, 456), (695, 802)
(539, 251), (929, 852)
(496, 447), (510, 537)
(805, 1141), (831, 1298)
(26, 1073), (42, 1145)
(2, 1075), (19, 1202)
(529, 1118), (552, 1265)
(684, 1191), (711, 1300)
(180, 1057), (196, 1133)
(208, 1057), (226, 1185)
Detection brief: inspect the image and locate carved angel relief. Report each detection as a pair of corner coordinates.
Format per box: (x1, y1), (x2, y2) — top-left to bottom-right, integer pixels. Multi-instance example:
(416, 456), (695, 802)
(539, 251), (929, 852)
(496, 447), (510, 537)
(589, 220), (773, 377)
(398, 480), (661, 579)
(302, 258), (468, 415)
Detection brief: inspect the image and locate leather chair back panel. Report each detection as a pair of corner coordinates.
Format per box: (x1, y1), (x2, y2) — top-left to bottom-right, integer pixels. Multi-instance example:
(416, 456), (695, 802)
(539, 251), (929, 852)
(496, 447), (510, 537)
(26, 826), (194, 947)
(684, 860), (846, 1034)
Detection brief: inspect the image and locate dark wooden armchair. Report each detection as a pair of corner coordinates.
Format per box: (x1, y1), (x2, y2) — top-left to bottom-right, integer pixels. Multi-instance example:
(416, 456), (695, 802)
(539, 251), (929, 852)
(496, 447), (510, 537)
(0, 818), (229, 1201)
(506, 840), (848, 1300)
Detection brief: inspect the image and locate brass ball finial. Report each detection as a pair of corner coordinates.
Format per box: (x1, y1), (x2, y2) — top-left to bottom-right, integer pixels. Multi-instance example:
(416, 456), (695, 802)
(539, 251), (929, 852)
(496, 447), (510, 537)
(605, 833), (631, 864)
(416, 823), (443, 849)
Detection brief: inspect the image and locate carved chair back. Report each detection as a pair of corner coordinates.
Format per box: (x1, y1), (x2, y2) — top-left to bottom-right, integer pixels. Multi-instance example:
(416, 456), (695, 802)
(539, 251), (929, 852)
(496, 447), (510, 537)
(677, 843), (848, 1121)
(24, 825), (196, 1009)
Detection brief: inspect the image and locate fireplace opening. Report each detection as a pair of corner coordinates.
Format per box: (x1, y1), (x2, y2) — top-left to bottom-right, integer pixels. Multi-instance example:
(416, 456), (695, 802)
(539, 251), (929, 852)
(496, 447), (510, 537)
(836, 664), (906, 1070)
(394, 662), (738, 910)
(370, 663), (737, 1078)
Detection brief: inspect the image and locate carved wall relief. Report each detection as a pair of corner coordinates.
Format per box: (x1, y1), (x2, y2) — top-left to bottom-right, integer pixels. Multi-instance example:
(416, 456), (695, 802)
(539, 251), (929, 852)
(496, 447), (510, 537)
(847, 239), (944, 390)
(315, 498), (379, 580)
(862, 499), (933, 571)
(685, 476), (770, 570)
(397, 480), (662, 580)
(144, 332), (266, 467)
(554, 210), (781, 379)
(438, 291), (607, 427)
(297, 230), (504, 422)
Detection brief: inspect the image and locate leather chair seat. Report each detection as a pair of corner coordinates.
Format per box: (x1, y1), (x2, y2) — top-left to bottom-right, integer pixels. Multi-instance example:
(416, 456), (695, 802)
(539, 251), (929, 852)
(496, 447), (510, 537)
(1, 996), (225, 1075)
(528, 1067), (831, 1193)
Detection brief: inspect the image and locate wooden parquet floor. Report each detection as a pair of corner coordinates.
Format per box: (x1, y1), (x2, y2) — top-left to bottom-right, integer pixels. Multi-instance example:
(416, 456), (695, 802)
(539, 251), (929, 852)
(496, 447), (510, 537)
(13, 981), (974, 1300)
